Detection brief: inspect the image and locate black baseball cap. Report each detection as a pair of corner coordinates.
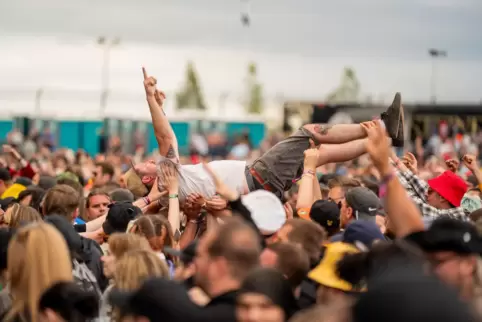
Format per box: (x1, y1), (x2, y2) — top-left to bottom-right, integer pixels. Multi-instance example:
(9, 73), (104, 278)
(102, 202), (141, 235)
(345, 187), (383, 222)
(0, 197), (17, 211)
(15, 177), (32, 188)
(308, 200), (340, 236)
(163, 240), (198, 265)
(407, 217), (482, 255)
(109, 277), (199, 322)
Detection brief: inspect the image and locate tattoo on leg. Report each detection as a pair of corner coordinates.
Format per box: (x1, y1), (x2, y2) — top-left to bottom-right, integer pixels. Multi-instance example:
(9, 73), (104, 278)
(314, 124), (332, 135)
(166, 144), (177, 159)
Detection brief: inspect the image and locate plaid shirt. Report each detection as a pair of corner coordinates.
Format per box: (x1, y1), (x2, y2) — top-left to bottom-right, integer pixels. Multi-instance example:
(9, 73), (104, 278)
(394, 168), (468, 221)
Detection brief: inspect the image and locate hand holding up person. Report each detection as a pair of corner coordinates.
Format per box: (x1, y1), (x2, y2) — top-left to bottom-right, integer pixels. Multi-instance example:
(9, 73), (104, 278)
(365, 121), (390, 175)
(303, 139), (319, 171)
(148, 177), (168, 202)
(203, 163), (239, 201)
(160, 163), (179, 195)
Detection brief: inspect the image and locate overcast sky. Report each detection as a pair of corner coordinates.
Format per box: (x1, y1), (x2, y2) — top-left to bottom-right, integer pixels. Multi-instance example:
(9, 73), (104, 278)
(0, 0), (481, 117)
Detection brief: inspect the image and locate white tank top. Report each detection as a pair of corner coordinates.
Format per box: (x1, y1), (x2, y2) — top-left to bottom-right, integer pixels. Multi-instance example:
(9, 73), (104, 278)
(175, 160), (247, 203)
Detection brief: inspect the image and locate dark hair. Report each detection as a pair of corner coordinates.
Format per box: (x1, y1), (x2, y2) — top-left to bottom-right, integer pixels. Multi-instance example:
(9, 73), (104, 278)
(0, 228), (13, 271)
(337, 240), (426, 287)
(109, 188), (134, 203)
(285, 218), (326, 265)
(57, 178), (83, 196)
(207, 217), (261, 280)
(239, 268), (299, 319)
(101, 182), (121, 194)
(266, 242), (310, 289)
(17, 186), (45, 212)
(328, 176), (362, 191)
(360, 177), (379, 196)
(38, 176), (57, 191)
(39, 282), (99, 322)
(43, 185), (80, 221)
(96, 162), (115, 178)
(85, 189), (111, 208)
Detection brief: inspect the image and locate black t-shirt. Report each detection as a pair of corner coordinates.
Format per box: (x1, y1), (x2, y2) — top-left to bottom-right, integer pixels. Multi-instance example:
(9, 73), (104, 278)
(202, 290), (238, 322)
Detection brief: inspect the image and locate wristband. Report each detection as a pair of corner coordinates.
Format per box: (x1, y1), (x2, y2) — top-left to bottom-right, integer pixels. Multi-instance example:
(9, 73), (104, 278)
(143, 196), (151, 205)
(304, 169), (315, 176)
(378, 172), (395, 198)
(169, 194), (179, 199)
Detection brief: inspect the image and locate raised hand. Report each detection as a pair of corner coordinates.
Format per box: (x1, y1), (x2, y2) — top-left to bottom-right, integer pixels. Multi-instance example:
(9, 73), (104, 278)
(462, 154), (478, 172)
(445, 158), (460, 173)
(155, 89), (166, 108)
(160, 163), (179, 194)
(142, 67), (157, 97)
(203, 163), (238, 201)
(401, 152), (418, 174)
(360, 120), (377, 135)
(303, 139), (319, 171)
(366, 121), (390, 175)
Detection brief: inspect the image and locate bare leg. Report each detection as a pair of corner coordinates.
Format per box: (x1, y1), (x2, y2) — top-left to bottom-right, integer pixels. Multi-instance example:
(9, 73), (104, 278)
(316, 139), (368, 166)
(303, 123), (366, 145)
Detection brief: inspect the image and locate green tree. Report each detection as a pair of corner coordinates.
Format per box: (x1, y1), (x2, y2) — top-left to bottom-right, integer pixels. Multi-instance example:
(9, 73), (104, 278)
(245, 62), (264, 114)
(176, 62), (206, 110)
(325, 67), (360, 104)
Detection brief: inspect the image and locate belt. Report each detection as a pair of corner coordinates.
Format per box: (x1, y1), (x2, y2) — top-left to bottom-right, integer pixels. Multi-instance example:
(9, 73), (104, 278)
(249, 168), (274, 193)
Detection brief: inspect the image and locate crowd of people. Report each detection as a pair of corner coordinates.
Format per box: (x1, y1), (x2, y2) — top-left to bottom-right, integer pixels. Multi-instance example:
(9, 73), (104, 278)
(0, 67), (481, 322)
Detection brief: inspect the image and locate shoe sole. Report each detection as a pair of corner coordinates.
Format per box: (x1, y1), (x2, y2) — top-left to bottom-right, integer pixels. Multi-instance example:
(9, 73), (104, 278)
(392, 93), (405, 147)
(391, 92), (402, 135)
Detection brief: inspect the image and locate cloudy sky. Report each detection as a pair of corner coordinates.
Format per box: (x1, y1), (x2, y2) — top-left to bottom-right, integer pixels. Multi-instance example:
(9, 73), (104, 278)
(0, 0), (481, 117)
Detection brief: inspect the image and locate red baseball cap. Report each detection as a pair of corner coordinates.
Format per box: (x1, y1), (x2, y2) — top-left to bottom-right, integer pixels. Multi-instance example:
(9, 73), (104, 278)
(428, 171), (467, 207)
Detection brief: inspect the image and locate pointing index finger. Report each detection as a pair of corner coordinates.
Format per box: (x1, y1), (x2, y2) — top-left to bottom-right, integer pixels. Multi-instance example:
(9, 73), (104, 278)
(142, 67), (148, 80)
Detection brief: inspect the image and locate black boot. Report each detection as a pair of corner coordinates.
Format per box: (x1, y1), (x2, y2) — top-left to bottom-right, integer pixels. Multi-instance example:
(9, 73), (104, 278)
(381, 92), (404, 147)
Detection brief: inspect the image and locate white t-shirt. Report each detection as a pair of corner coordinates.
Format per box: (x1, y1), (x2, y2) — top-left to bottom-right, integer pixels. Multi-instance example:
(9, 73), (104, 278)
(176, 160), (247, 202)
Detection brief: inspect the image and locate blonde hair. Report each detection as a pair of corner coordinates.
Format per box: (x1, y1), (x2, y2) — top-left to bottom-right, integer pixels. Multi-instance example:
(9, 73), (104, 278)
(114, 249), (169, 290)
(6, 223), (73, 322)
(7, 204), (42, 229)
(108, 233), (151, 258)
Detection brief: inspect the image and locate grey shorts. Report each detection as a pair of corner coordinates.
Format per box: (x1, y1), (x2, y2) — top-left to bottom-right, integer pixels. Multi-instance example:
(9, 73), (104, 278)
(247, 127), (318, 197)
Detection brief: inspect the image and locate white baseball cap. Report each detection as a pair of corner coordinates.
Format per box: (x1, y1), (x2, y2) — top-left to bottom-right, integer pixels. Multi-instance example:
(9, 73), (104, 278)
(241, 190), (286, 234)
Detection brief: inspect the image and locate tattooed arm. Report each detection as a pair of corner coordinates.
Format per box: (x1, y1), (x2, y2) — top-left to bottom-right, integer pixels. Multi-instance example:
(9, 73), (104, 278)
(142, 67), (180, 162)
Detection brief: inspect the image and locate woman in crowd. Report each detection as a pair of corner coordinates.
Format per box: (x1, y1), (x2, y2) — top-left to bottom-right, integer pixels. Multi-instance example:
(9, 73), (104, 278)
(114, 249), (170, 289)
(3, 223), (73, 322)
(99, 233), (152, 320)
(4, 204), (42, 230)
(103, 249), (169, 321)
(129, 214), (177, 275)
(17, 186), (45, 214)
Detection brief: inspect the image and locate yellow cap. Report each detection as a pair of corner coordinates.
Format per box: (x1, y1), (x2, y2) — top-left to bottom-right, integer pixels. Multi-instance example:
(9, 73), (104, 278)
(308, 242), (359, 292)
(1, 183), (26, 199)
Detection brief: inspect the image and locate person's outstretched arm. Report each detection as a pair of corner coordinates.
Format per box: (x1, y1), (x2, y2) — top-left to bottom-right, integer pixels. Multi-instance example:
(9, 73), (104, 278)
(142, 67), (179, 162)
(365, 122), (424, 237)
